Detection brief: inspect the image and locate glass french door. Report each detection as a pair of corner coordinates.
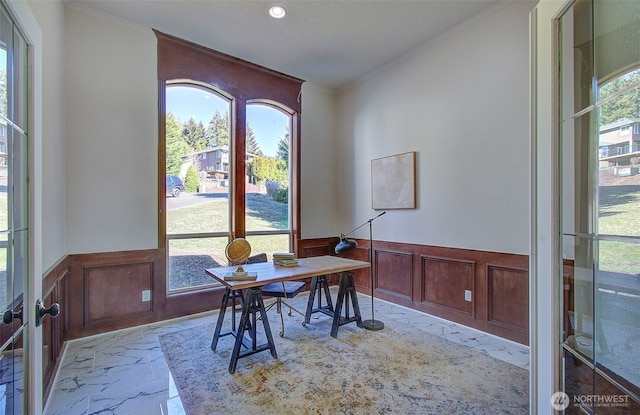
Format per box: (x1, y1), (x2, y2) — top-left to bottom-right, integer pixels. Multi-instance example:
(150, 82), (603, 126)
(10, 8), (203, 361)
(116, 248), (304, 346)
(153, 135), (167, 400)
(559, 0), (640, 412)
(0, 2), (29, 413)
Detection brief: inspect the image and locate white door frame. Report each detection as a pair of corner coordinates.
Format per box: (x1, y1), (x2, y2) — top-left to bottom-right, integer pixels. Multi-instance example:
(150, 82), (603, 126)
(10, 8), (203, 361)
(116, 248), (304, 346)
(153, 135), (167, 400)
(5, 1), (43, 414)
(530, 1), (572, 414)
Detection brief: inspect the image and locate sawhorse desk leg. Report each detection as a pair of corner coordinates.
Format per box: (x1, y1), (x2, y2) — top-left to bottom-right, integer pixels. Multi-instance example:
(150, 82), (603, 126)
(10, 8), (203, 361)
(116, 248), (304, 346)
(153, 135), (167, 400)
(211, 287), (252, 351)
(331, 271), (363, 338)
(229, 287), (278, 374)
(304, 275), (334, 324)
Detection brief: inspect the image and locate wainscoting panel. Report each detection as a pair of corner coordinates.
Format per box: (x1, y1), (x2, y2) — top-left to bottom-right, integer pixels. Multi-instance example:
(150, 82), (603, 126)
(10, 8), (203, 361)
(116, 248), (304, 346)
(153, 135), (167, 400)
(298, 237), (334, 258)
(42, 259), (70, 402)
(314, 239), (529, 345)
(421, 255), (475, 317)
(66, 249), (167, 339)
(84, 262), (154, 324)
(348, 247), (372, 287)
(42, 287), (55, 398)
(487, 264), (529, 333)
(375, 249), (413, 302)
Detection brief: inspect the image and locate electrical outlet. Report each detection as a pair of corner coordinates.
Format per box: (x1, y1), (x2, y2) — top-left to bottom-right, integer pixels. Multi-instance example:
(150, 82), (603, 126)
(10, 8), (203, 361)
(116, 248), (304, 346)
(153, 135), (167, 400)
(464, 290), (472, 302)
(142, 290), (151, 302)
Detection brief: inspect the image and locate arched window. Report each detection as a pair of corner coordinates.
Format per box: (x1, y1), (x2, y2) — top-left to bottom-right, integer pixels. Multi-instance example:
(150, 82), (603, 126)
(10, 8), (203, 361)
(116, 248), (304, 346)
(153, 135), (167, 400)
(156, 31), (303, 294)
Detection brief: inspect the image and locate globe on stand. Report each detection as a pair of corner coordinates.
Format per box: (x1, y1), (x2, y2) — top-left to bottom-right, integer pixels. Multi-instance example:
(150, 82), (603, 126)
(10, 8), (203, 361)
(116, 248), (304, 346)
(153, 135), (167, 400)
(225, 238), (252, 276)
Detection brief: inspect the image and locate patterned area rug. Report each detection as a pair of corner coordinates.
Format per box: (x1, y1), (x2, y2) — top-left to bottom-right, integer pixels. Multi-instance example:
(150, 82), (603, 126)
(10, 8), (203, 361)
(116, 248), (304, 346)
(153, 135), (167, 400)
(159, 314), (528, 415)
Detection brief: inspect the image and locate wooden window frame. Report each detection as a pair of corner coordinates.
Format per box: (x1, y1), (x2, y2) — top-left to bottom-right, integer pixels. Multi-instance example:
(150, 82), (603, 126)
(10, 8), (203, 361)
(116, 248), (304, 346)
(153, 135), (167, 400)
(155, 30), (304, 255)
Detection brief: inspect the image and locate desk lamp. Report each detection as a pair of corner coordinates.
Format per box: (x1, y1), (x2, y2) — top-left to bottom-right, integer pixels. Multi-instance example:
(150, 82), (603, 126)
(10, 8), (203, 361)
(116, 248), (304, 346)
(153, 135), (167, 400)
(335, 211), (386, 331)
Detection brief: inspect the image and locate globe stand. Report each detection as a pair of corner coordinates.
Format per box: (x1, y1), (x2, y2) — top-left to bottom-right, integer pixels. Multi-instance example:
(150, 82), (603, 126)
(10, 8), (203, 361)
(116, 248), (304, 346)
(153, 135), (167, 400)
(232, 265), (249, 277)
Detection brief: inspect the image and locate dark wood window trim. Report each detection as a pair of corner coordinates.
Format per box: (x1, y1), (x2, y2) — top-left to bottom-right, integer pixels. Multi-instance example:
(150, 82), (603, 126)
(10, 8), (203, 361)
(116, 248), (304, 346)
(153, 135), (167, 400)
(155, 30), (304, 252)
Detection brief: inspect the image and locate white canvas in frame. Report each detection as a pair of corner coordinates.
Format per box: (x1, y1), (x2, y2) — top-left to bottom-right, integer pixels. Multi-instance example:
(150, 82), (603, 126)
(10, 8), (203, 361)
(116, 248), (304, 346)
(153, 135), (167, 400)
(371, 151), (416, 209)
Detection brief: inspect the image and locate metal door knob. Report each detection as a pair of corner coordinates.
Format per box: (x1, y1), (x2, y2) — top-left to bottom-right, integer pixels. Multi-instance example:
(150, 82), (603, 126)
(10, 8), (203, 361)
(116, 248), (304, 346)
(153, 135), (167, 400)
(2, 308), (23, 325)
(36, 299), (60, 327)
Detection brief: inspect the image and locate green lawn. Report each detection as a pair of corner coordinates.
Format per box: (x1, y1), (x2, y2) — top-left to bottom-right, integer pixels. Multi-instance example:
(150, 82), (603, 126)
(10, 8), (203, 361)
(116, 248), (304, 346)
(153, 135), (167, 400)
(166, 193), (287, 235)
(598, 185), (640, 275)
(166, 193), (290, 290)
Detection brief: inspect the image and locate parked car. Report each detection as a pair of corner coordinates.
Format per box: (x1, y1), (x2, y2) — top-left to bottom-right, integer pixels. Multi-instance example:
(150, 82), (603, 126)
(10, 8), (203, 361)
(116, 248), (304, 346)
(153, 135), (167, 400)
(166, 175), (184, 197)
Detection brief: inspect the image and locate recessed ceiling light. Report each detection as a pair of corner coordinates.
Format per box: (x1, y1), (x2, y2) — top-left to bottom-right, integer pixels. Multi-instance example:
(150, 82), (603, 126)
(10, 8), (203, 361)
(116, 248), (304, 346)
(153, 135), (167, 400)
(269, 5), (286, 19)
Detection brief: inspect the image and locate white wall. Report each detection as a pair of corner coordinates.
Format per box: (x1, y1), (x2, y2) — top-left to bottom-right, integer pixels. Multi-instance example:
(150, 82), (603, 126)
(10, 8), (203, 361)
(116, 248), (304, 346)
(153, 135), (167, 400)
(335, 1), (536, 255)
(64, 6), (158, 253)
(300, 83), (338, 238)
(28, 0), (66, 271)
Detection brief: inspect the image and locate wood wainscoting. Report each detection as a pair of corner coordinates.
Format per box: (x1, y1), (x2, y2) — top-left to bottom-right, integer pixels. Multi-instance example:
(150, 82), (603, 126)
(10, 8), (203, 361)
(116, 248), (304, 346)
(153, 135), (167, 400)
(299, 238), (529, 345)
(66, 249), (166, 339)
(42, 258), (70, 402)
(50, 249), (229, 340)
(42, 240), (527, 346)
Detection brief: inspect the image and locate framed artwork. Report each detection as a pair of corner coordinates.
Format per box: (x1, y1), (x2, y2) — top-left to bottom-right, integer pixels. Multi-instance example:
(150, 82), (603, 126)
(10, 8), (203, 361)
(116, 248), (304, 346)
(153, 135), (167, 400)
(371, 151), (416, 209)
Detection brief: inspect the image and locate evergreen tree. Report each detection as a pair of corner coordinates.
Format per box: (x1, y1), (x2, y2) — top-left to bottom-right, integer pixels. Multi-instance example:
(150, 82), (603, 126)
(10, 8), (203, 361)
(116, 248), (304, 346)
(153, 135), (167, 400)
(166, 112), (190, 175)
(276, 134), (289, 165)
(183, 165), (200, 193)
(182, 117), (207, 151)
(274, 159), (288, 183)
(206, 110), (229, 148)
(599, 70), (640, 125)
(246, 123), (263, 156)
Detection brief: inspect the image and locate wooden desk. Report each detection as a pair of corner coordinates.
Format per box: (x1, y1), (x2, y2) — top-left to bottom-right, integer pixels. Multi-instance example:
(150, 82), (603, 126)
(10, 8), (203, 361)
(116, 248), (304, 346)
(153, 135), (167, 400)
(206, 255), (370, 373)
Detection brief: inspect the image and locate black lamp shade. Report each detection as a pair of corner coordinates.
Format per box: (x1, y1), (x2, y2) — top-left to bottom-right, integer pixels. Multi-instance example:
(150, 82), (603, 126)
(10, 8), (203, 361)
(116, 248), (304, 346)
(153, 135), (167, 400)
(335, 237), (358, 254)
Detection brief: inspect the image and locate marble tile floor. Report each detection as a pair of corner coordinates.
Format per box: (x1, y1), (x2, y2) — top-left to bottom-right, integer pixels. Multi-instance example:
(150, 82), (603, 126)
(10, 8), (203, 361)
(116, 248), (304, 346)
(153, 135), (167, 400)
(44, 288), (530, 415)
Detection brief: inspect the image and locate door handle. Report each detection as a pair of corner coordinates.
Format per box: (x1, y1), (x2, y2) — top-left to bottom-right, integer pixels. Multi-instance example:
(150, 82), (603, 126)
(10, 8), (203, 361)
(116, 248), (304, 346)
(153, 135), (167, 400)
(35, 299), (60, 327)
(2, 308), (23, 325)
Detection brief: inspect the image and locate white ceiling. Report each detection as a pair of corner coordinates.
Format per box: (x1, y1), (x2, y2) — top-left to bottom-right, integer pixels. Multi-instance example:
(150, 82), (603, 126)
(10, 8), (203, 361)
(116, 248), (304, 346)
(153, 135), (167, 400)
(66, 0), (502, 91)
